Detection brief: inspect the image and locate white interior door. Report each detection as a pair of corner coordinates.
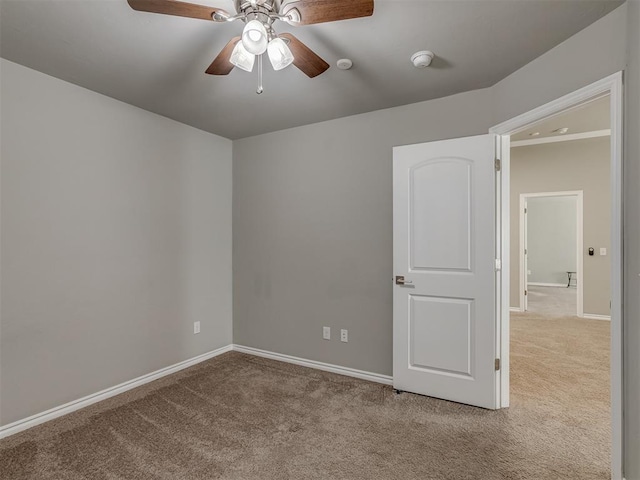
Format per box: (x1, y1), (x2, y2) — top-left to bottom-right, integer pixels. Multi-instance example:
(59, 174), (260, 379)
(393, 134), (498, 409)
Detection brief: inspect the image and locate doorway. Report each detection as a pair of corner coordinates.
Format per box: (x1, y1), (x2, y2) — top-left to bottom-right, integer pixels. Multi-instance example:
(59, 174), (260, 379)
(392, 72), (623, 479)
(491, 73), (623, 479)
(520, 191), (583, 317)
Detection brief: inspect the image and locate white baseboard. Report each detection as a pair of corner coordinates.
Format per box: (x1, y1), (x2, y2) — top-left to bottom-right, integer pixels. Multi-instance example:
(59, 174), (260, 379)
(528, 282), (569, 287)
(582, 314), (611, 321)
(510, 307), (523, 312)
(0, 344), (233, 439)
(233, 345), (393, 386)
(0, 344), (392, 439)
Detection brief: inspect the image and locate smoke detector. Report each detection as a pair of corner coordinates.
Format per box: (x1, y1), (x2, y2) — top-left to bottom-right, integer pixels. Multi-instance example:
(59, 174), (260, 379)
(411, 50), (434, 68)
(337, 58), (353, 70)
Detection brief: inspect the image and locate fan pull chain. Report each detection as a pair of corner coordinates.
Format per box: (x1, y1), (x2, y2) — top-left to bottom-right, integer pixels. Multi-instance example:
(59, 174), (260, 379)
(257, 54), (264, 95)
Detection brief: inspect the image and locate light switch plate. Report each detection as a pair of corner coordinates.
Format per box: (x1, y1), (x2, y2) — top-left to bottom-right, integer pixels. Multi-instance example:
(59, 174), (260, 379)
(323, 326), (331, 340)
(600, 248), (607, 256)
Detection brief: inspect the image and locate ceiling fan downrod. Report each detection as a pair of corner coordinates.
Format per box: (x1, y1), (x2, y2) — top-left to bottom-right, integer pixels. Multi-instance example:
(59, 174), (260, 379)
(257, 54), (264, 94)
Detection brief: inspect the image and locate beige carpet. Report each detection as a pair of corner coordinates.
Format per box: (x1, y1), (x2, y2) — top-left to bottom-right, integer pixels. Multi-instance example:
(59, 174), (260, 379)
(1, 314), (610, 479)
(526, 285), (577, 316)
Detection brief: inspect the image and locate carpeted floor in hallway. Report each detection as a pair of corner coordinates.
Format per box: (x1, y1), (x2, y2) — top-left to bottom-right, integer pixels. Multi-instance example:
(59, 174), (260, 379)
(526, 285), (578, 316)
(0, 313), (610, 479)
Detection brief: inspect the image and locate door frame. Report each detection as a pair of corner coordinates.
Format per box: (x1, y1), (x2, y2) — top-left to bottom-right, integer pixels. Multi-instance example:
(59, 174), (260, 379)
(490, 71), (623, 480)
(518, 191), (584, 317)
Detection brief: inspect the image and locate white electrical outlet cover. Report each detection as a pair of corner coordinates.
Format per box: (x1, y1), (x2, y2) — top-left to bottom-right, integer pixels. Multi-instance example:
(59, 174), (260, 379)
(340, 329), (348, 342)
(600, 248), (607, 256)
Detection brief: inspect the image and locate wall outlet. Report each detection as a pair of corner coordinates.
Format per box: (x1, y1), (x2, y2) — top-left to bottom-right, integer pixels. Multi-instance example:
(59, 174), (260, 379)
(323, 326), (331, 340)
(193, 321), (200, 334)
(340, 329), (348, 343)
(600, 247), (607, 256)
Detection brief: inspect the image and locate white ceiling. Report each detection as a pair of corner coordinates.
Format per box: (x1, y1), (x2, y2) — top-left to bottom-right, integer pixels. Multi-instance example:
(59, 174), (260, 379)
(0, 0), (623, 139)
(511, 95), (610, 141)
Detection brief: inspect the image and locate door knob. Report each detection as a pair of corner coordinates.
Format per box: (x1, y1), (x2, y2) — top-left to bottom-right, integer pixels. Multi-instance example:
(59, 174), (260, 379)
(395, 276), (413, 285)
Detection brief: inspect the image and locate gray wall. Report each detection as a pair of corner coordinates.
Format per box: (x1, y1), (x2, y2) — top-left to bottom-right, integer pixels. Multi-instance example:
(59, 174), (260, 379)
(509, 139), (611, 315)
(233, 88), (493, 375)
(526, 196), (578, 285)
(491, 3), (627, 125)
(233, 4), (626, 374)
(624, 1), (640, 479)
(0, 59), (233, 426)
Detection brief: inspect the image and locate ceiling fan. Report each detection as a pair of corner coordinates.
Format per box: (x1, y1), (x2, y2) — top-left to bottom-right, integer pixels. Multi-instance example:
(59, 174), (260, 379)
(127, 0), (374, 88)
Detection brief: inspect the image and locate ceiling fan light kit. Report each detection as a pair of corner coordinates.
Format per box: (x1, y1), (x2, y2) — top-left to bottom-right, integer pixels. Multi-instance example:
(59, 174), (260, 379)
(230, 41), (256, 72)
(268, 37), (295, 71)
(242, 19), (269, 55)
(127, 0), (374, 92)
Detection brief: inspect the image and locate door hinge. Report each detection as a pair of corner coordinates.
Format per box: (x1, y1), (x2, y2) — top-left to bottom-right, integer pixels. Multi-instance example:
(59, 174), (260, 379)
(524, 248), (527, 255)
(494, 259), (502, 271)
(524, 290), (528, 296)
(524, 207), (527, 214)
(495, 358), (501, 371)
(495, 158), (501, 171)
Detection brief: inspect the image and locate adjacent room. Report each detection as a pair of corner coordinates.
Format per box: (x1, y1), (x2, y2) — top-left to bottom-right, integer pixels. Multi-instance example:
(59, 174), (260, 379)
(1, 1), (639, 480)
(508, 96), (613, 475)
(510, 96), (611, 319)
(525, 194), (580, 315)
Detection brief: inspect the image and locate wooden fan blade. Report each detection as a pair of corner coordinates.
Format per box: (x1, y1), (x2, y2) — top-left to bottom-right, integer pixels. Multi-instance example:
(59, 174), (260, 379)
(127, 0), (228, 21)
(280, 33), (329, 78)
(205, 37), (241, 75)
(282, 0), (373, 26)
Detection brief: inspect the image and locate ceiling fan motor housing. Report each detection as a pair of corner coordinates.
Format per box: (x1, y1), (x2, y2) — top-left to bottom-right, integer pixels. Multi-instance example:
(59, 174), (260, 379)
(236, 0), (280, 18)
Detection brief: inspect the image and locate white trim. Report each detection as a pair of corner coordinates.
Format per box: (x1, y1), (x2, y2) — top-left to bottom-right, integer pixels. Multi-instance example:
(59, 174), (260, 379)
(511, 129), (611, 147)
(490, 71), (623, 480)
(519, 191), (584, 318)
(496, 135), (510, 408)
(0, 344), (233, 439)
(520, 194), (528, 312)
(583, 314), (612, 321)
(233, 345), (393, 385)
(608, 72), (624, 480)
(0, 344), (392, 441)
(528, 282), (570, 287)
(509, 307), (523, 313)
(491, 79), (614, 135)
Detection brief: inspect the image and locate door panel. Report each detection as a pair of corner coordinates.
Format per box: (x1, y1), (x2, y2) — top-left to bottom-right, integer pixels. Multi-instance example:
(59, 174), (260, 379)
(410, 159), (472, 271)
(409, 295), (473, 376)
(393, 134), (497, 409)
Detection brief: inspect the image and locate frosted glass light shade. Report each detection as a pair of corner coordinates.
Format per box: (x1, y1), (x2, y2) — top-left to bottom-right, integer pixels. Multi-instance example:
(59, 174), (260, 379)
(242, 20), (268, 55)
(230, 41), (255, 72)
(267, 37), (294, 71)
